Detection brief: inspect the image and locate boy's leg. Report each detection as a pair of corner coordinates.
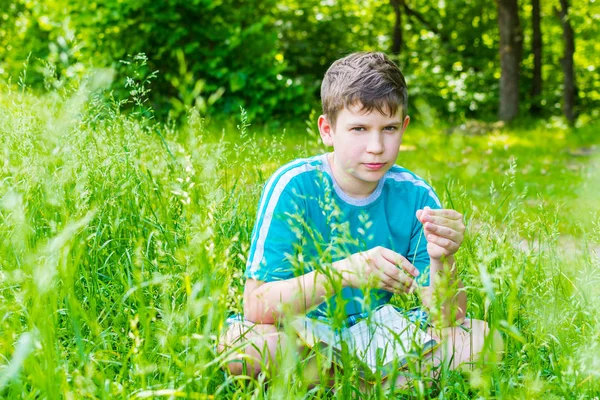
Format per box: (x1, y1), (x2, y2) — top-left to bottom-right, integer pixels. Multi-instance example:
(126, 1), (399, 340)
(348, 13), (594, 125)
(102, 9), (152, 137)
(435, 318), (504, 370)
(217, 321), (336, 386)
(218, 318), (504, 389)
(217, 321), (287, 377)
(386, 318), (503, 389)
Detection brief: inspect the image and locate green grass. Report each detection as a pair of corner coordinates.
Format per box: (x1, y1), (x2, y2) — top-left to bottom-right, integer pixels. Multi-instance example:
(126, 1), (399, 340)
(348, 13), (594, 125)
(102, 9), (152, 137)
(1, 80), (599, 399)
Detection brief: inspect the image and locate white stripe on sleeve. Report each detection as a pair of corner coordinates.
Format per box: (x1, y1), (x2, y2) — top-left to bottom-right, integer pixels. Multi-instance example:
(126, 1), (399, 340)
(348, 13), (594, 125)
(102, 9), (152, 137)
(387, 171), (441, 208)
(247, 162), (319, 273)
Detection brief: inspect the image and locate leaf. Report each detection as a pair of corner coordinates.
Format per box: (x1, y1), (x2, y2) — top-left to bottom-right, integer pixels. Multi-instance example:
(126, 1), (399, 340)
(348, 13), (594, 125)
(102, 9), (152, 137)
(229, 72), (247, 93)
(0, 332), (34, 390)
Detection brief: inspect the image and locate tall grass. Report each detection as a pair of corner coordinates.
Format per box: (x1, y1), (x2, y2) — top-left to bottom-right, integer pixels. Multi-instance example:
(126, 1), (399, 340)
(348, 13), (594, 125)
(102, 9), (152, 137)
(0, 73), (599, 398)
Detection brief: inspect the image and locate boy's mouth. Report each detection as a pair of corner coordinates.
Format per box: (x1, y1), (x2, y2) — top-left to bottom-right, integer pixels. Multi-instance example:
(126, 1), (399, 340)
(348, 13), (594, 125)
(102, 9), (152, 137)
(364, 162), (386, 171)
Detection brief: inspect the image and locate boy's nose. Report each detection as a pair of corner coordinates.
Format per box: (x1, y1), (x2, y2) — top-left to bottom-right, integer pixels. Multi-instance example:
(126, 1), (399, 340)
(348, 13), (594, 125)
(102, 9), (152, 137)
(366, 134), (384, 154)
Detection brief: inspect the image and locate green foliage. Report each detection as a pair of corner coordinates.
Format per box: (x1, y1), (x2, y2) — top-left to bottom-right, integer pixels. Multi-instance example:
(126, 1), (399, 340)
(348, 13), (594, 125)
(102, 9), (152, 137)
(275, 1), (383, 114)
(72, 0), (292, 121)
(519, 0), (600, 121)
(1, 73), (600, 397)
(0, 0), (599, 123)
(393, 0), (501, 122)
(0, 79), (257, 397)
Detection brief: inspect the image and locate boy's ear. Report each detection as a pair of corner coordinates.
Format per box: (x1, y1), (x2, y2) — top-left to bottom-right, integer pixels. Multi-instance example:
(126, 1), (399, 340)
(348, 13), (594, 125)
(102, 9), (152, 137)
(401, 115), (410, 132)
(318, 115), (334, 147)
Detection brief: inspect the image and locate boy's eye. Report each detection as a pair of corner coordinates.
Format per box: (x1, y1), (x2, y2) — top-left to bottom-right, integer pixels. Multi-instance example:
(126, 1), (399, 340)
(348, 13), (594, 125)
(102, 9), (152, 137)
(351, 127), (366, 132)
(384, 126), (398, 131)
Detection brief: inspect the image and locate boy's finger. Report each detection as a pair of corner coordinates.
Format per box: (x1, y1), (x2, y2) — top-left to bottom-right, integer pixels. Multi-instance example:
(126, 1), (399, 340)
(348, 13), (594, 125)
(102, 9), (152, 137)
(418, 208), (463, 222)
(377, 256), (415, 288)
(381, 248), (420, 277)
(376, 272), (405, 294)
(422, 216), (465, 232)
(400, 257), (420, 277)
(385, 279), (416, 294)
(377, 255), (404, 284)
(382, 281), (405, 294)
(425, 209), (463, 220)
(426, 233), (460, 251)
(424, 222), (463, 241)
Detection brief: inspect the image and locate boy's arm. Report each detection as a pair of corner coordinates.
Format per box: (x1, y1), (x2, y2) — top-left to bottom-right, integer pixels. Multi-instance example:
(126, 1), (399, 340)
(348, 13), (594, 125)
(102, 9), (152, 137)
(244, 247), (420, 324)
(416, 208), (467, 327)
(421, 255), (467, 326)
(243, 272), (338, 324)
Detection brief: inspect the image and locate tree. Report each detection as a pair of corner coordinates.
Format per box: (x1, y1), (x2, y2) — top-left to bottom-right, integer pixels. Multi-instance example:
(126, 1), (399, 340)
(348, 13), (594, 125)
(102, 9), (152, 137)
(2, 0), (597, 123)
(497, 0), (523, 121)
(555, 0), (577, 125)
(530, 0), (542, 115)
(275, 1), (377, 111)
(390, 0), (403, 55)
(389, 0), (456, 55)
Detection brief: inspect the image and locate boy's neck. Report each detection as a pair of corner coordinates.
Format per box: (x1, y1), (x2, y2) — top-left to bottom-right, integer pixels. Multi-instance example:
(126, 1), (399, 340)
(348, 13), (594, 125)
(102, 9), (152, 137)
(327, 153), (380, 199)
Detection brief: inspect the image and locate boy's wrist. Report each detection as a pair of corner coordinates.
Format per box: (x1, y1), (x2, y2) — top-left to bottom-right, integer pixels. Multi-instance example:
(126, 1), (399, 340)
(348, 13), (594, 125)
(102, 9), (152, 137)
(429, 253), (455, 263)
(429, 255), (456, 278)
(331, 259), (349, 287)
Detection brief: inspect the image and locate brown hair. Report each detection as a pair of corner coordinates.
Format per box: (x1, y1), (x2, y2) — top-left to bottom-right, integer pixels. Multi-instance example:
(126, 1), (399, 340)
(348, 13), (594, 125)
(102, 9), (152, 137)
(320, 52), (408, 127)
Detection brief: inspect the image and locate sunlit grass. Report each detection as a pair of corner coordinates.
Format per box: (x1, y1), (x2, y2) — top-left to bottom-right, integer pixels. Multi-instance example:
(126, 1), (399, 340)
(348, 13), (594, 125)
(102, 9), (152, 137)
(0, 80), (599, 398)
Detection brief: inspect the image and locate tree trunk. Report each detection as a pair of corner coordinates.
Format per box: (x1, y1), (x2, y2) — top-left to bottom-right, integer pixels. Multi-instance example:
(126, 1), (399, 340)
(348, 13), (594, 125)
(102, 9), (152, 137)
(497, 0), (523, 122)
(530, 0), (542, 115)
(391, 0), (403, 55)
(556, 0), (577, 125)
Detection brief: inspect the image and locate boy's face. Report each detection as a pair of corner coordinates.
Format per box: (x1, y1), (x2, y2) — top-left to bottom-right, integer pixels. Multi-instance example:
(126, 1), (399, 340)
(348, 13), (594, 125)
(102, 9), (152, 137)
(318, 103), (410, 197)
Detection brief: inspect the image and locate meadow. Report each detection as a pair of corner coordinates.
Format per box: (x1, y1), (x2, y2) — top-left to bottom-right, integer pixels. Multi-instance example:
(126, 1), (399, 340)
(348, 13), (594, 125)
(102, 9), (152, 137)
(1, 76), (599, 399)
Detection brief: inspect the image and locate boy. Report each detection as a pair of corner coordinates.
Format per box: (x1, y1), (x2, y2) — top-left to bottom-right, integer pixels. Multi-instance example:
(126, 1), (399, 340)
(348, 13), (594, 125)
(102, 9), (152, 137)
(218, 52), (500, 386)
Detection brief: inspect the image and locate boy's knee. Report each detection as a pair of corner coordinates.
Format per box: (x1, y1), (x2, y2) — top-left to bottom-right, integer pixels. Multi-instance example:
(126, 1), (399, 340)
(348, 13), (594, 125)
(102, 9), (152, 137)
(491, 327), (504, 360)
(217, 323), (282, 377)
(470, 319), (504, 361)
(224, 359), (248, 376)
(470, 319), (488, 351)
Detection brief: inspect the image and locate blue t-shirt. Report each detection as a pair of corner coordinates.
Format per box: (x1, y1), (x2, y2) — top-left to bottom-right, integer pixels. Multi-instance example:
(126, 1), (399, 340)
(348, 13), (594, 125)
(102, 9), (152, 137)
(244, 154), (442, 318)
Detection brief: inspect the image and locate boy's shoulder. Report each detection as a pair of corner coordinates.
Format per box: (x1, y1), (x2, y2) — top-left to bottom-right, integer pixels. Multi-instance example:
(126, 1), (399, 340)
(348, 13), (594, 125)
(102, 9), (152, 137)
(384, 165), (429, 186)
(264, 154), (327, 188)
(271, 154), (326, 174)
(384, 165), (441, 207)
(262, 157), (440, 207)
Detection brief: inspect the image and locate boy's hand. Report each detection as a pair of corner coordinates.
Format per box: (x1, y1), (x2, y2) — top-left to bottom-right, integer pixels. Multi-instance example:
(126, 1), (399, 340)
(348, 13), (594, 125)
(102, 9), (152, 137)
(416, 207), (465, 260)
(332, 246), (420, 294)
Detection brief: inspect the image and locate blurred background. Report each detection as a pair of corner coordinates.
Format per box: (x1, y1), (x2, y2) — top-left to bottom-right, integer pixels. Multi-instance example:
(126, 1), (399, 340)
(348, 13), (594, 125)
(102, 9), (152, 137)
(0, 0), (598, 126)
(1, 2), (600, 398)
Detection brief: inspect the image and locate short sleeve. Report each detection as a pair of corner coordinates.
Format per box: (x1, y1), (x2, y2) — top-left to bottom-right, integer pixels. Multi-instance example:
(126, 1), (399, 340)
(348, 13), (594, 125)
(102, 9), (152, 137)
(245, 177), (305, 282)
(405, 183), (442, 287)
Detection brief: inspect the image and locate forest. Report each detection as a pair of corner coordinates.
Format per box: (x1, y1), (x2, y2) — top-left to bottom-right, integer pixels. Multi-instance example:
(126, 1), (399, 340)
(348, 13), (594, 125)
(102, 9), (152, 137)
(1, 0), (597, 124)
(1, 1), (599, 399)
